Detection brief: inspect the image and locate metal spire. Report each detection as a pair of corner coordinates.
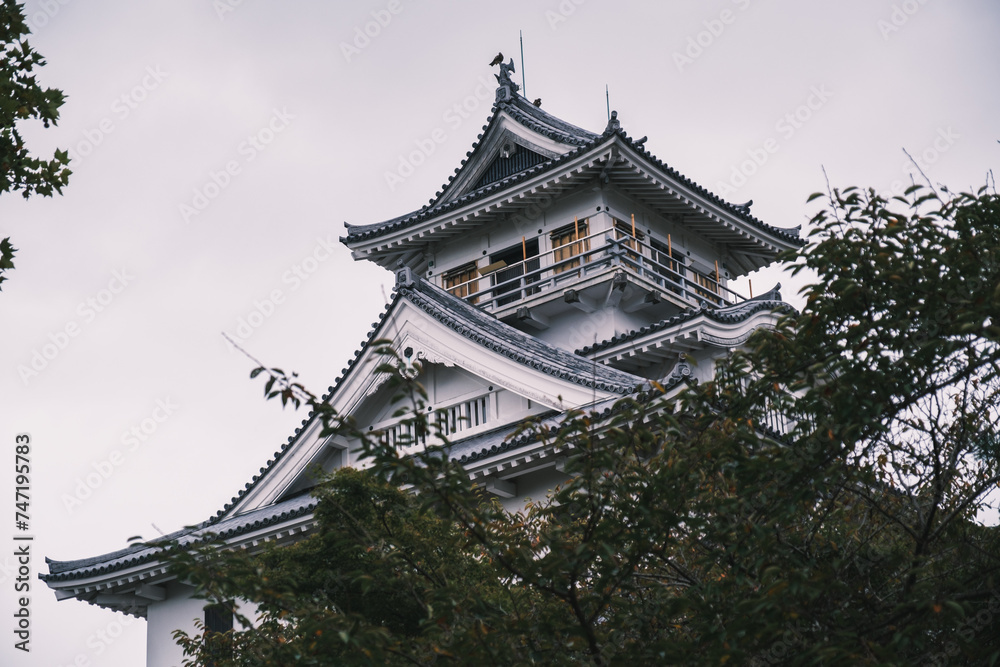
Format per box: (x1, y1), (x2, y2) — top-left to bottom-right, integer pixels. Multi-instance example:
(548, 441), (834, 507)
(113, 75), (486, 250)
(520, 31), (526, 96)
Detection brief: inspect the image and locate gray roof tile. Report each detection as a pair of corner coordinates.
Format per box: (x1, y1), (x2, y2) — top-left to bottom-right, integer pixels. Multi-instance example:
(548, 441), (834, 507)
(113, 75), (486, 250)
(43, 493), (317, 581)
(342, 94), (803, 248)
(399, 271), (645, 395)
(576, 284), (795, 356)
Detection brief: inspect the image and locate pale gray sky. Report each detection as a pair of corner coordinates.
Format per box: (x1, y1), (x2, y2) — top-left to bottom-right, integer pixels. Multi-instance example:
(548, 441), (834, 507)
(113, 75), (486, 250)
(1, 1), (998, 665)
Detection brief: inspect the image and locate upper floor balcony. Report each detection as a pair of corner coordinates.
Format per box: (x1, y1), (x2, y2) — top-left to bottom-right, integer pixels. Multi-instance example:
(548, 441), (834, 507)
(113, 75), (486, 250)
(440, 222), (748, 320)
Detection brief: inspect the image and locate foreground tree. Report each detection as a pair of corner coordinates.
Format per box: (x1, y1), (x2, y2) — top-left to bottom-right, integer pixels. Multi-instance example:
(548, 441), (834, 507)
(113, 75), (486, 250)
(168, 181), (1000, 666)
(0, 0), (70, 289)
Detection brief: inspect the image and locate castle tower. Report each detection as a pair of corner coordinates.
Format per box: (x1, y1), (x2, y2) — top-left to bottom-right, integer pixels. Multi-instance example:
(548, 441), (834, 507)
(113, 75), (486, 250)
(42, 73), (802, 667)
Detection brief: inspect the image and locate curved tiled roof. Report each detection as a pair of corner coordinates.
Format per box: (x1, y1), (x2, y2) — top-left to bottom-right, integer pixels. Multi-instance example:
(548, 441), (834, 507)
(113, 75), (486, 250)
(608, 129), (804, 248)
(43, 492), (317, 582)
(211, 271), (646, 522)
(211, 296), (401, 521)
(342, 91), (803, 249)
(345, 93), (599, 244)
(500, 93), (599, 146)
(44, 347), (680, 584)
(577, 284), (795, 356)
(399, 271), (644, 395)
(341, 143), (588, 243)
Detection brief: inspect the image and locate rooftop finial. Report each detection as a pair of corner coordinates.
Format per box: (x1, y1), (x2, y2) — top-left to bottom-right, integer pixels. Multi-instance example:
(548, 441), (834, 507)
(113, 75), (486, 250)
(493, 57), (520, 102)
(605, 109), (620, 134)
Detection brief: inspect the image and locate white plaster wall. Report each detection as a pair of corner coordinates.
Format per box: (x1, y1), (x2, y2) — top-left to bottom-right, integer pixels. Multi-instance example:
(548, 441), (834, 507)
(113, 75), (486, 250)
(535, 302), (652, 353)
(146, 584), (263, 667)
(146, 582), (202, 667)
(428, 364), (485, 406)
(425, 183), (735, 358)
(500, 466), (570, 513)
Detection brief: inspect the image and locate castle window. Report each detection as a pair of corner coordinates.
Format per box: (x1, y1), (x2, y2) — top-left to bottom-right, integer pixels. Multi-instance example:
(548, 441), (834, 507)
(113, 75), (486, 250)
(444, 263), (479, 304)
(612, 218), (645, 242)
(489, 238), (540, 306)
(204, 602), (233, 666)
(551, 220), (590, 274)
(650, 237), (685, 293)
(612, 218), (645, 265)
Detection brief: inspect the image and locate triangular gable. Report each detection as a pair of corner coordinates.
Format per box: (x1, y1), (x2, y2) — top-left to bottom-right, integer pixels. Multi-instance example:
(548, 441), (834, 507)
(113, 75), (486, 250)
(430, 94), (598, 205)
(471, 143), (549, 191)
(223, 271), (644, 518)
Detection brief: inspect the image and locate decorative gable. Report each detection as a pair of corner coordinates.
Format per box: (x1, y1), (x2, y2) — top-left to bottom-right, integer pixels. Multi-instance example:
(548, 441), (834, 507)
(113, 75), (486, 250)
(431, 93), (599, 205)
(471, 142), (549, 191)
(219, 270), (646, 517)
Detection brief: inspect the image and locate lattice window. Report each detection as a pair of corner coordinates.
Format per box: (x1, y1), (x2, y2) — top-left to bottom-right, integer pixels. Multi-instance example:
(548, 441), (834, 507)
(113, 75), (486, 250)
(551, 220), (590, 274)
(612, 218), (646, 267)
(444, 263), (479, 303)
(650, 237), (685, 293)
(693, 269), (722, 304)
(378, 395), (491, 448)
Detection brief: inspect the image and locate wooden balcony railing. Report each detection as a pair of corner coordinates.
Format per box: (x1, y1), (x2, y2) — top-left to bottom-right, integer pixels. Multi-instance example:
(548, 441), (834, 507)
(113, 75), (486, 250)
(444, 229), (747, 312)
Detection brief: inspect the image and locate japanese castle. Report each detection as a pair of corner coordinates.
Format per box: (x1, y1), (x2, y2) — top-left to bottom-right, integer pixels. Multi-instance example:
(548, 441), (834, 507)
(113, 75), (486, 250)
(42, 65), (802, 666)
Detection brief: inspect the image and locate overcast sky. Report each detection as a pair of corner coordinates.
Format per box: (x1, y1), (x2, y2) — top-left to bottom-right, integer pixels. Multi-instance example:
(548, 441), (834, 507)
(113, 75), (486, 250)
(1, 1), (998, 665)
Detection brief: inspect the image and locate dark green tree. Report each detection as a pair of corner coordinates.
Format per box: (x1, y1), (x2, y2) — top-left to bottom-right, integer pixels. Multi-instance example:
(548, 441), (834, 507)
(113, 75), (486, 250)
(1, 0), (70, 289)
(169, 180), (1000, 666)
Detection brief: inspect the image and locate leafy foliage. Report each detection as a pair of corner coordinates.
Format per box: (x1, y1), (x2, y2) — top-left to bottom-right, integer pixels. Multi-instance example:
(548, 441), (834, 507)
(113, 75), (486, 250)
(1, 0), (70, 289)
(171, 182), (1000, 665)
